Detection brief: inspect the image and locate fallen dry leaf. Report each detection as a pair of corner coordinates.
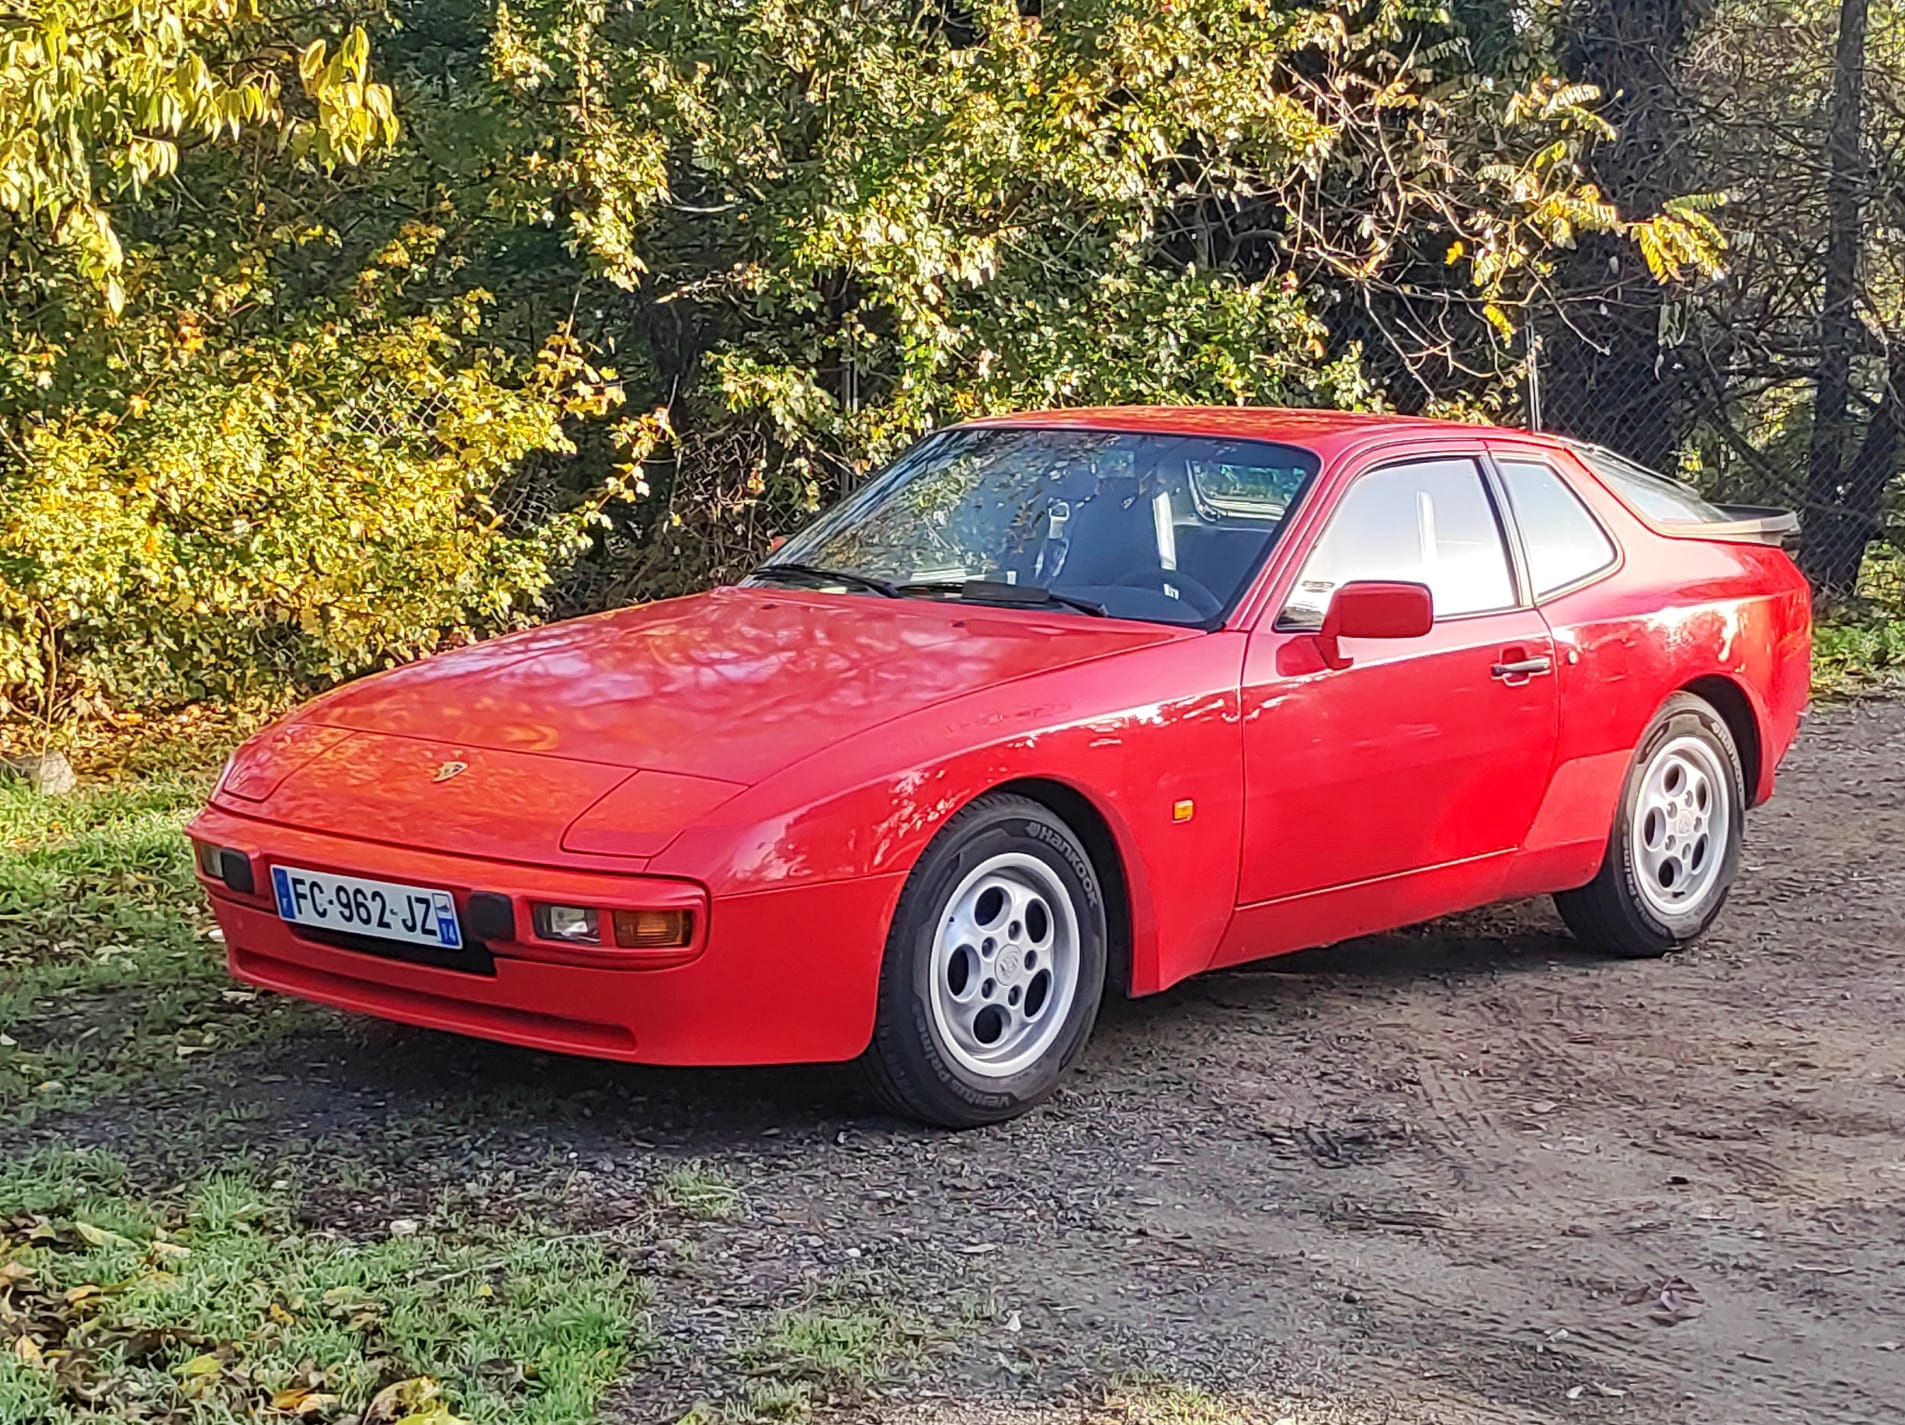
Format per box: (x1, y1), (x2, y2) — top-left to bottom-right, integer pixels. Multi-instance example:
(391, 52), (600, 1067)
(270, 1383), (342, 1415)
(366, 1375), (468, 1425)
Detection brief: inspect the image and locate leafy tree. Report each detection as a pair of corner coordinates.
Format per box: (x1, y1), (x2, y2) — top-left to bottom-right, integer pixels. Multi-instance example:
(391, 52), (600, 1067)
(1, 0), (1730, 717)
(0, 1), (394, 316)
(0, 0), (656, 716)
(1538, 0), (1718, 471)
(1644, 0), (1905, 596)
(493, 0), (1719, 597)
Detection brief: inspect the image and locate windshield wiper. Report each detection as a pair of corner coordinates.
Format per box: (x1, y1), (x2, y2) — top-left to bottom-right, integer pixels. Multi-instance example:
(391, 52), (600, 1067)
(750, 563), (903, 598)
(899, 579), (1107, 618)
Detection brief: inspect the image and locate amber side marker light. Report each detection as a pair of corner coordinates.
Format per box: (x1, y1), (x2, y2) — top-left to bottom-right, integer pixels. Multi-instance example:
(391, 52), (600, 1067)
(613, 909), (694, 949)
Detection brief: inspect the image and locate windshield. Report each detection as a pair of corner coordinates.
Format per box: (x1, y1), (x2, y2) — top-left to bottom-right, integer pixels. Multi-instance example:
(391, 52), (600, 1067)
(752, 425), (1321, 626)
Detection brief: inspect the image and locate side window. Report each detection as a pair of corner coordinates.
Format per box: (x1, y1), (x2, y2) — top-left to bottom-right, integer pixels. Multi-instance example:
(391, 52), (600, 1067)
(1281, 457), (1515, 628)
(1499, 458), (1618, 599)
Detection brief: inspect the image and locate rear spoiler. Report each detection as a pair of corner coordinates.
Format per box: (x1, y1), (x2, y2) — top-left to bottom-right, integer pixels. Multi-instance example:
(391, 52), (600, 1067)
(1657, 505), (1800, 549)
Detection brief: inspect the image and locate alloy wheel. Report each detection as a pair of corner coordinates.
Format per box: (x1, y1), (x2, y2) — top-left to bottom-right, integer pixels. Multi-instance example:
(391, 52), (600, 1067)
(1631, 733), (1734, 919)
(927, 851), (1081, 1078)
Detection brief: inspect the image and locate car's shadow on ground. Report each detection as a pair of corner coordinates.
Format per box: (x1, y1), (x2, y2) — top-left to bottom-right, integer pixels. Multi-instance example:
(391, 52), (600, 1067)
(234, 907), (1606, 1146)
(21, 911), (1634, 1191)
(1236, 921), (1599, 980)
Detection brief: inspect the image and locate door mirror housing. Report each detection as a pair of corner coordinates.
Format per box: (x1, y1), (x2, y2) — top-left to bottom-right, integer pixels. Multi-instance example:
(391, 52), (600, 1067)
(1317, 580), (1433, 669)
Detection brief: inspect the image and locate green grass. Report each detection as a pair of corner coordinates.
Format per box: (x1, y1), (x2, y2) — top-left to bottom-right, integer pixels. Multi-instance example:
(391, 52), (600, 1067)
(0, 1149), (645, 1425)
(0, 764), (307, 1122)
(0, 754), (673, 1424)
(1812, 548), (1905, 697)
(677, 1380), (815, 1425)
(675, 1278), (959, 1424)
(746, 1303), (906, 1389)
(1814, 612), (1905, 696)
(656, 1164), (745, 1223)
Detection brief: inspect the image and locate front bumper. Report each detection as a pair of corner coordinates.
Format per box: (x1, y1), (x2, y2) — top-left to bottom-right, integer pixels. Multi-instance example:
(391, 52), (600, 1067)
(189, 806), (904, 1066)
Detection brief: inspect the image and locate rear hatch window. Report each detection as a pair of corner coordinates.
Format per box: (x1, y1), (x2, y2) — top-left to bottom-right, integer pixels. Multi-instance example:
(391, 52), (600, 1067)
(1570, 443), (1798, 546)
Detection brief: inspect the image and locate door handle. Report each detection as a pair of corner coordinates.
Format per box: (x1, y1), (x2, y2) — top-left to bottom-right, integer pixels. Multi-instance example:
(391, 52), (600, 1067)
(1491, 655), (1554, 680)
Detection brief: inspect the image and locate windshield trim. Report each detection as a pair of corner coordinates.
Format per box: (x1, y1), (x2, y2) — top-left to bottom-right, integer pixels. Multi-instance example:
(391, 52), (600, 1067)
(752, 422), (1324, 632)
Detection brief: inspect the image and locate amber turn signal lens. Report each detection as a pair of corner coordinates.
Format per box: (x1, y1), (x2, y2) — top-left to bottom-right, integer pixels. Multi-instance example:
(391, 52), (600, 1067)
(612, 909), (693, 949)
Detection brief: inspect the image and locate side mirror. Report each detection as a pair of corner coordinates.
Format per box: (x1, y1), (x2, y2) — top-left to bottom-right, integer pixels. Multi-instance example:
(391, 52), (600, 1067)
(1316, 580), (1433, 670)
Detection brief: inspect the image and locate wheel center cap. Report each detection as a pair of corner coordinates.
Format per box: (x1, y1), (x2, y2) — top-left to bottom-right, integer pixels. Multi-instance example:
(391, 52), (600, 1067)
(996, 945), (1025, 984)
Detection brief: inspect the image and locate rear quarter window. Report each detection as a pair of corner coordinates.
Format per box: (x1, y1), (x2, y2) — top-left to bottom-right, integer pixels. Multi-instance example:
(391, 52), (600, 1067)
(1498, 458), (1618, 598)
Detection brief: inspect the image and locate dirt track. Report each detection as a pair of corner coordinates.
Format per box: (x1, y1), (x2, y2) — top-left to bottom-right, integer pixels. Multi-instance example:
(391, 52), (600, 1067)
(603, 695), (1905, 1422)
(33, 698), (1905, 1422)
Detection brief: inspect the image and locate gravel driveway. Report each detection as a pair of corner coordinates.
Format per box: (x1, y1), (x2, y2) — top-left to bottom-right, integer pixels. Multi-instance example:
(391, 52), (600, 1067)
(605, 696), (1905, 1423)
(26, 698), (1905, 1424)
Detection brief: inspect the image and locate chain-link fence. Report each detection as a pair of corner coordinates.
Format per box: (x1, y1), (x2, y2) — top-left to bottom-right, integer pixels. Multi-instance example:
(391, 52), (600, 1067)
(1515, 319), (1904, 611)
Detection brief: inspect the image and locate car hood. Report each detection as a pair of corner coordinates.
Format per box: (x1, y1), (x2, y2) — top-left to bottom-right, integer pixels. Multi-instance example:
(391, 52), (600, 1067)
(223, 589), (1189, 861)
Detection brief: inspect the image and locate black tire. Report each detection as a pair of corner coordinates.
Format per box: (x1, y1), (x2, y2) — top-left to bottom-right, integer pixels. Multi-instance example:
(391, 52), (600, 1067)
(1556, 692), (1746, 958)
(860, 793), (1108, 1127)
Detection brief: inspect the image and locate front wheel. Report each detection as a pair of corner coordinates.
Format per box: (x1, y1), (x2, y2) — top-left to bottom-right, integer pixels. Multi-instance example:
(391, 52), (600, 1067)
(1556, 692), (1746, 958)
(861, 793), (1107, 1127)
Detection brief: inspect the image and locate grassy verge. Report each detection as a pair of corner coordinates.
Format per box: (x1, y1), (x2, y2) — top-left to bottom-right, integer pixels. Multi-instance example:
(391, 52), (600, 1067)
(0, 1149), (641, 1424)
(0, 763), (313, 1125)
(678, 1278), (975, 1425)
(0, 747), (660, 1424)
(1814, 612), (1905, 697)
(1812, 551), (1905, 698)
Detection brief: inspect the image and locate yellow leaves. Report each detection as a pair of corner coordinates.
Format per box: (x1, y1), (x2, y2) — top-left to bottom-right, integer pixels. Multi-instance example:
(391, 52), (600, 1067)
(126, 134), (182, 185)
(297, 37), (329, 85)
(271, 1382), (343, 1415)
(491, 1), (555, 92)
(366, 1376), (468, 1425)
(296, 26), (400, 169)
(3, 5), (393, 310)
(1639, 194), (1730, 281)
(4, 282), (609, 708)
(1634, 207), (1728, 283)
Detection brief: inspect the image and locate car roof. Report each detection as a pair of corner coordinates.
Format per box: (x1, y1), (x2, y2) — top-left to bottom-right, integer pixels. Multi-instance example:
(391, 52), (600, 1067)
(960, 405), (1545, 459)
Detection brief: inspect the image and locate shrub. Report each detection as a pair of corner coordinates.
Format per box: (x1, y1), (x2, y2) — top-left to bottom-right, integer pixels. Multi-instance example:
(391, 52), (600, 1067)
(0, 234), (664, 716)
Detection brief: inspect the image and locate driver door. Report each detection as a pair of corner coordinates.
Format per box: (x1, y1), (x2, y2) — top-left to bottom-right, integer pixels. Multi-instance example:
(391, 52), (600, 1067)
(1231, 452), (1559, 938)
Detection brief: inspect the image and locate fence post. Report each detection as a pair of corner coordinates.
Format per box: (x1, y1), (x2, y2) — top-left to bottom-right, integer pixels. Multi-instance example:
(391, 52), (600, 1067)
(1526, 325), (1544, 432)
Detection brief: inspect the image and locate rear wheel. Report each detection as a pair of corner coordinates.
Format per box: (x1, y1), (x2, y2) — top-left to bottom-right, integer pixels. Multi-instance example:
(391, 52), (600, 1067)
(861, 793), (1107, 1127)
(1556, 692), (1745, 958)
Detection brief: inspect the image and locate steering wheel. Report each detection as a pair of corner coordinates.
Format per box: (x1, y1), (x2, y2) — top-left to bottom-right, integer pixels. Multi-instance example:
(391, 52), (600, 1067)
(1113, 568), (1223, 619)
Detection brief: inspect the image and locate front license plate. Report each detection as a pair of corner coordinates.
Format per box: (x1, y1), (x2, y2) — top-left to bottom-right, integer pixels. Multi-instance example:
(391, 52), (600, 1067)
(271, 865), (463, 950)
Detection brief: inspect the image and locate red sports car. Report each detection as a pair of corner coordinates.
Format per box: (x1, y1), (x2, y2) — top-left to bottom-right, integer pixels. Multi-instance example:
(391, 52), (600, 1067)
(189, 409), (1811, 1125)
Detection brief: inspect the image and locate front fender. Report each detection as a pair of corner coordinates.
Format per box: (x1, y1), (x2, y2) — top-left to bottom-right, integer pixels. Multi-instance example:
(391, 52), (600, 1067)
(652, 632), (1253, 995)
